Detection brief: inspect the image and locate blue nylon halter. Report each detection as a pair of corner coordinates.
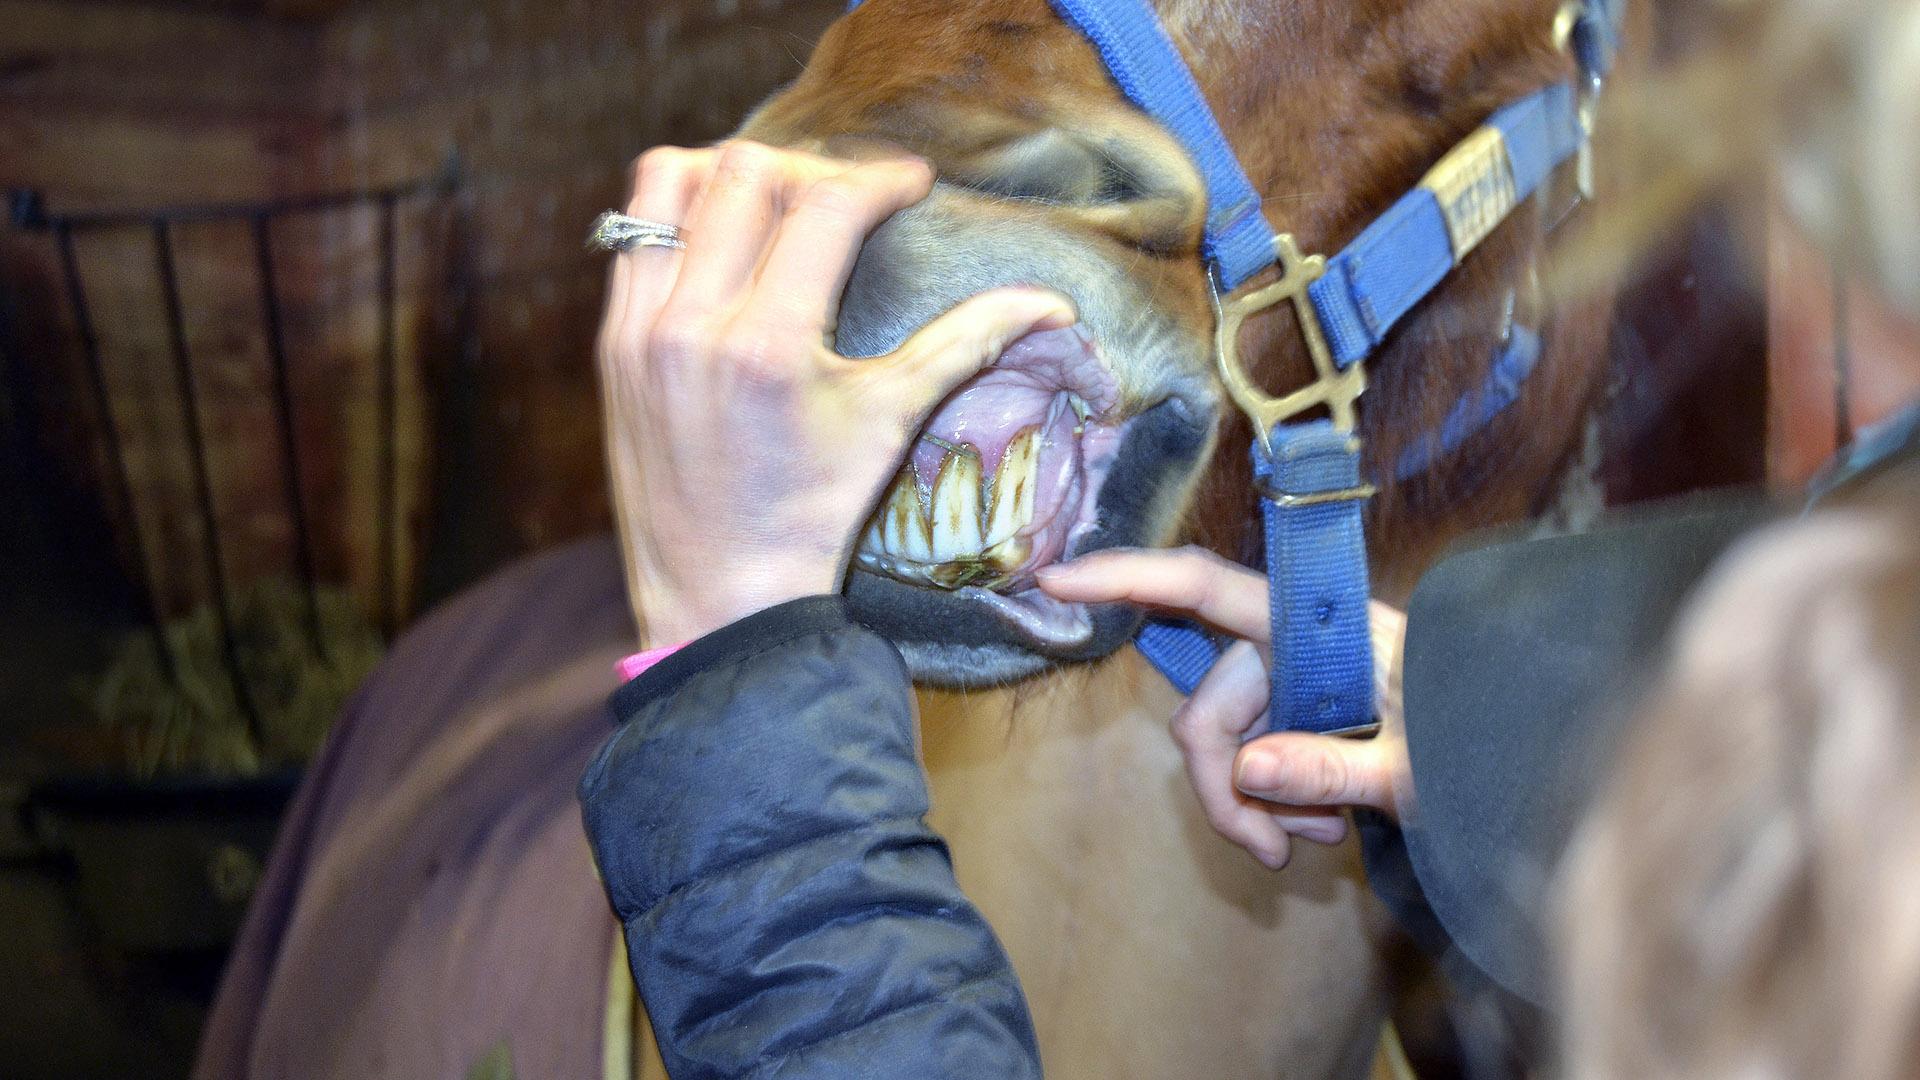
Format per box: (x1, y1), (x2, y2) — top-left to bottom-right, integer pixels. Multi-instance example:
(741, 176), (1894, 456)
(843, 0), (1623, 735)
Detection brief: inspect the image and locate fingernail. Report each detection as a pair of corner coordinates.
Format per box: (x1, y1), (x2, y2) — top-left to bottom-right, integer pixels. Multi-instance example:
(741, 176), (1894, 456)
(1037, 300), (1078, 329)
(1034, 562), (1087, 592)
(1235, 751), (1280, 794)
(1007, 287), (1076, 326)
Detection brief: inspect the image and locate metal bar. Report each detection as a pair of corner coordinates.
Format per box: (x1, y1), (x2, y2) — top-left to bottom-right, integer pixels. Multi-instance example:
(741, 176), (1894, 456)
(0, 256), (29, 456)
(55, 226), (178, 685)
(154, 221), (264, 740)
(376, 194), (400, 638)
(414, 183), (491, 610)
(1832, 264), (1853, 447)
(11, 174), (449, 233)
(252, 215), (329, 664)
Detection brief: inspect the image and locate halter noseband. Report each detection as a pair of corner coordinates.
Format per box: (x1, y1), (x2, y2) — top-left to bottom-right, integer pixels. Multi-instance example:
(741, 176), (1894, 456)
(844, 0), (1624, 735)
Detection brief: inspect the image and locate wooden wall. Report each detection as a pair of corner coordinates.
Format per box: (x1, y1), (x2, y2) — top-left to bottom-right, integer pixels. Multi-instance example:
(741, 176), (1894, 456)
(0, 0), (322, 209)
(1, 0), (841, 632)
(308, 0), (842, 599)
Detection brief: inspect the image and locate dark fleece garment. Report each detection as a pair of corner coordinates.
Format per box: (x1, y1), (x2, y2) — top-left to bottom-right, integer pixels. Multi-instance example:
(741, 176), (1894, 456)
(580, 596), (1042, 1080)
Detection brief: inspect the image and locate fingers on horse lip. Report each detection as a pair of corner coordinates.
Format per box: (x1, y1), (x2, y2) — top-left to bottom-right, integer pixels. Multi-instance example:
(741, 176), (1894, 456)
(956, 584), (1097, 647)
(856, 324), (1123, 616)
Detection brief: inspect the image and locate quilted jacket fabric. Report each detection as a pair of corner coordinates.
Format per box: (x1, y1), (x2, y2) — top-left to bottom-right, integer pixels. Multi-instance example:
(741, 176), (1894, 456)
(580, 596), (1042, 1079)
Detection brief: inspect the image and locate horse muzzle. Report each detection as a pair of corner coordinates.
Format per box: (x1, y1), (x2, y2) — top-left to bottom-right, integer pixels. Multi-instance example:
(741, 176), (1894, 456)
(831, 188), (1220, 686)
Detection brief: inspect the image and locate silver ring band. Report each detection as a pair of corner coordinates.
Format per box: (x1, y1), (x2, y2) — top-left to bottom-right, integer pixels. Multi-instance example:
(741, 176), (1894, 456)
(587, 211), (687, 252)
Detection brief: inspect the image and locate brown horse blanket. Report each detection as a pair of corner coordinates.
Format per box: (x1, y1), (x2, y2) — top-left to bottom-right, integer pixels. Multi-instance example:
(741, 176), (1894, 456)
(194, 537), (636, 1080)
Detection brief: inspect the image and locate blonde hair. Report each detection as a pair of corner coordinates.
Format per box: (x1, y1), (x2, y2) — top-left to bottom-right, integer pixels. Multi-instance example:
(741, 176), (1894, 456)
(1556, 468), (1920, 1080)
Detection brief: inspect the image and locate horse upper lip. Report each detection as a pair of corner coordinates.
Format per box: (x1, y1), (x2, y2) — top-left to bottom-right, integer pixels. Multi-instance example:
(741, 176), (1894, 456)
(990, 322), (1121, 421)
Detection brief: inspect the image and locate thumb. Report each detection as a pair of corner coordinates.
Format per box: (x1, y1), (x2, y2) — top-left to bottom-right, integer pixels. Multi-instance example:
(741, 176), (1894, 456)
(864, 287), (1077, 415)
(1233, 732), (1396, 813)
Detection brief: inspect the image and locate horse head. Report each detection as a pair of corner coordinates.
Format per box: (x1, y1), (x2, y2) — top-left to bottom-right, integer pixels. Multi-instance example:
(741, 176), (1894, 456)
(739, 0), (1618, 686)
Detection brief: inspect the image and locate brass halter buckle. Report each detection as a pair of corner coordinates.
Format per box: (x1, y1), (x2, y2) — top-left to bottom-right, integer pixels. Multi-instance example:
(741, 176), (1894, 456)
(1210, 233), (1368, 454)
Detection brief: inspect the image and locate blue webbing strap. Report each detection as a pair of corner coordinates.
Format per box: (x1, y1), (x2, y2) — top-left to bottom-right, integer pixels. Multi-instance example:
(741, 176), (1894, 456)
(1131, 9), (1617, 726)
(1131, 617), (1223, 697)
(1136, 323), (1542, 705)
(1255, 423), (1377, 734)
(1393, 323), (1543, 482)
(1136, 428), (1377, 729)
(1041, 0), (1279, 290)
(1308, 84), (1582, 369)
(1131, 81), (1585, 721)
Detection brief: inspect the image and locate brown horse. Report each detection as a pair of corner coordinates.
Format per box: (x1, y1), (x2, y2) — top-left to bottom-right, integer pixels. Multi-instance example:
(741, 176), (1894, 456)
(681, 0), (1622, 1074)
(198, 2), (1629, 1077)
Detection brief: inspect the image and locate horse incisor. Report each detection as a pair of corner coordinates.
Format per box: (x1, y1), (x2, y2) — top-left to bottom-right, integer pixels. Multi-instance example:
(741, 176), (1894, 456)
(638, 0), (1624, 1075)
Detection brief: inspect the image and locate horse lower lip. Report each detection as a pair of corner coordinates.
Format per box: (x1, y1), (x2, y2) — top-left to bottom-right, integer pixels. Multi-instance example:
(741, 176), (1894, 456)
(960, 585), (1094, 647)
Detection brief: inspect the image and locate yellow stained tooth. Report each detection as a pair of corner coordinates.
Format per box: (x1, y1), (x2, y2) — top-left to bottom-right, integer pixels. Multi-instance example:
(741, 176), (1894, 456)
(930, 450), (985, 561)
(982, 534), (1032, 573)
(984, 427), (1039, 547)
(876, 469), (906, 556)
(882, 468), (933, 562)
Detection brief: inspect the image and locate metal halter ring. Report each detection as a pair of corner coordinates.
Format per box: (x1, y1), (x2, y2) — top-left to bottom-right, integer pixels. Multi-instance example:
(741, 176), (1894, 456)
(587, 211), (687, 252)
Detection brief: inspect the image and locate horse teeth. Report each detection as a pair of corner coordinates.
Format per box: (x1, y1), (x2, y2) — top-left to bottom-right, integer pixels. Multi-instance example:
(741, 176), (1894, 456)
(981, 533), (1031, 573)
(881, 466), (934, 563)
(929, 449), (985, 561)
(857, 427), (1044, 590)
(984, 427), (1039, 547)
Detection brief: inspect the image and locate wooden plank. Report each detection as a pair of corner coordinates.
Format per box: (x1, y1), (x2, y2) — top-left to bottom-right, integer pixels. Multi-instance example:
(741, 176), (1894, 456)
(0, 0), (313, 54)
(1766, 207), (1841, 488)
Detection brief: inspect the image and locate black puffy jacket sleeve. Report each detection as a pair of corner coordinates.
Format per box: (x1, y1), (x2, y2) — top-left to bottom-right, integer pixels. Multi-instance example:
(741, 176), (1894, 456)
(579, 596), (1042, 1080)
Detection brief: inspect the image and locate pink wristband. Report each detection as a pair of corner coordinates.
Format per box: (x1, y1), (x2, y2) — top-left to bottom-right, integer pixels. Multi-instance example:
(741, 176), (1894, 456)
(617, 642), (689, 683)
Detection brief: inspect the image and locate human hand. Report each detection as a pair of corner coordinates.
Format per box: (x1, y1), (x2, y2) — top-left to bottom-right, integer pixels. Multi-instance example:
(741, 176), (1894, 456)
(1037, 547), (1408, 869)
(598, 141), (1076, 646)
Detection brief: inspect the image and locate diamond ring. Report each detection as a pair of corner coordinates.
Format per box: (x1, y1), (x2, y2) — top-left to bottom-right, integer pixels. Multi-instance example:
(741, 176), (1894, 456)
(587, 211), (687, 252)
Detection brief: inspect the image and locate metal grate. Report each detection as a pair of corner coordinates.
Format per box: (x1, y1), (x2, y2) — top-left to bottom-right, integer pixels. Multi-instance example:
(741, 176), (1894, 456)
(4, 167), (461, 744)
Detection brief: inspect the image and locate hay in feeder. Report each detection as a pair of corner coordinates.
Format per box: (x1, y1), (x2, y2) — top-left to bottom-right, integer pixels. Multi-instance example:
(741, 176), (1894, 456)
(87, 581), (386, 778)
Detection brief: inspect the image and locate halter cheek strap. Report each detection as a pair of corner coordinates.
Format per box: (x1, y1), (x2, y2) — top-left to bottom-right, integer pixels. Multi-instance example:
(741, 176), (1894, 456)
(1069, 0), (1622, 736)
(843, 0), (1624, 736)
(1040, 0), (1283, 292)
